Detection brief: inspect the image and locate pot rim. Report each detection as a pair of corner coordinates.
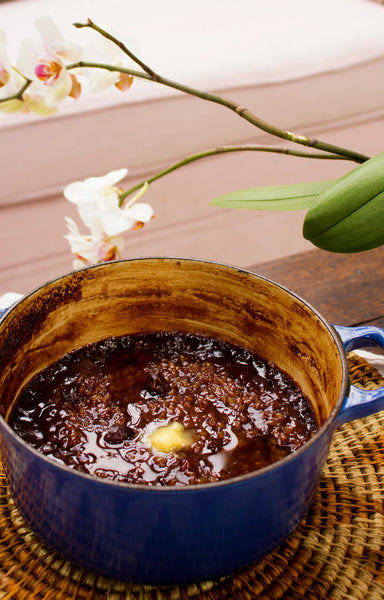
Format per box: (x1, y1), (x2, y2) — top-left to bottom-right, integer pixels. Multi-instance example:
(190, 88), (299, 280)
(0, 256), (349, 492)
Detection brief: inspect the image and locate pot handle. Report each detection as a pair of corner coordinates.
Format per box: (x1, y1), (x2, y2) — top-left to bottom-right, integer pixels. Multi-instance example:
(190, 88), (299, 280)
(334, 324), (384, 426)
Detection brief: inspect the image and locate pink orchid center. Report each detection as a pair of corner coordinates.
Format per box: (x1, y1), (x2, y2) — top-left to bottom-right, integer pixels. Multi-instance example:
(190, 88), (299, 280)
(35, 58), (62, 84)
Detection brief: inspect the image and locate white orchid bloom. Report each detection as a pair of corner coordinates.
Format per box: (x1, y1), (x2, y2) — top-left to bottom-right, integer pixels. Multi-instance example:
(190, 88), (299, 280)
(99, 193), (154, 235)
(64, 217), (101, 265)
(0, 31), (27, 113)
(64, 217), (124, 268)
(64, 169), (154, 240)
(17, 16), (82, 108)
(81, 33), (134, 94)
(64, 168), (129, 237)
(64, 170), (154, 265)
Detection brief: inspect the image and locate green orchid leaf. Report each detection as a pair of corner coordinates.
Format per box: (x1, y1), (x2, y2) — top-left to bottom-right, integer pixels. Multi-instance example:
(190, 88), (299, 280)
(304, 189), (384, 253)
(211, 180), (335, 211)
(303, 153), (384, 253)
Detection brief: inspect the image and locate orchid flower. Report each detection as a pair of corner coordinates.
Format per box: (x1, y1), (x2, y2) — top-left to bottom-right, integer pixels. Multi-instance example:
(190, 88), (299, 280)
(17, 16), (82, 109)
(80, 33), (134, 94)
(63, 169), (154, 267)
(0, 31), (28, 113)
(64, 169), (154, 236)
(64, 217), (124, 268)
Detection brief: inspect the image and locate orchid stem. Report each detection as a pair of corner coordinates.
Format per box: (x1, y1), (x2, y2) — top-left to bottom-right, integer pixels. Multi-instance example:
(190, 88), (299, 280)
(73, 19), (158, 79)
(0, 22), (370, 168)
(71, 20), (370, 165)
(0, 78), (31, 104)
(69, 60), (369, 165)
(118, 144), (354, 206)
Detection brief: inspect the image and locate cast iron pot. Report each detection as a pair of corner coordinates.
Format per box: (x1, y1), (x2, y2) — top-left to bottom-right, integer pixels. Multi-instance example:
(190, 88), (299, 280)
(0, 257), (383, 586)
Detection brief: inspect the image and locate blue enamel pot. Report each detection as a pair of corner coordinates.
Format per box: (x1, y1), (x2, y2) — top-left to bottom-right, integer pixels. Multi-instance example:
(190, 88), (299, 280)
(0, 257), (383, 586)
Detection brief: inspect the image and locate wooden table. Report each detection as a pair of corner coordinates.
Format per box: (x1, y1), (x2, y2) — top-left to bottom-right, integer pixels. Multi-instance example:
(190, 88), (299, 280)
(249, 245), (384, 329)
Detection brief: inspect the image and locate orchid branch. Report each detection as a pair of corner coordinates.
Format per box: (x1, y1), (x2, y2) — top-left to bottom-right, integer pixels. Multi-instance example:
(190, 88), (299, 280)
(0, 78), (31, 103)
(118, 144), (355, 206)
(0, 19), (369, 165)
(0, 14), (377, 258)
(71, 20), (370, 165)
(73, 19), (158, 79)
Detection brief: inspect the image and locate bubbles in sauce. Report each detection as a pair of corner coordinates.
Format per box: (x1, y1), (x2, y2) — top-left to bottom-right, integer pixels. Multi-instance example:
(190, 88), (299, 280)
(9, 332), (319, 486)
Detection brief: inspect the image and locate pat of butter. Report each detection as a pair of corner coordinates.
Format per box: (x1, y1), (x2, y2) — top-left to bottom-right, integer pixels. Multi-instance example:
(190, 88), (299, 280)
(148, 422), (191, 453)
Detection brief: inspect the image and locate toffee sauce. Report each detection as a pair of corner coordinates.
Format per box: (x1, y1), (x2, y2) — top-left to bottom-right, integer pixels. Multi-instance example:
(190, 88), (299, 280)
(9, 332), (319, 486)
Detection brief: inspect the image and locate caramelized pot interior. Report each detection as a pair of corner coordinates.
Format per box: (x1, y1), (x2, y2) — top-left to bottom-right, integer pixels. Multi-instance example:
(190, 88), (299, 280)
(0, 259), (344, 429)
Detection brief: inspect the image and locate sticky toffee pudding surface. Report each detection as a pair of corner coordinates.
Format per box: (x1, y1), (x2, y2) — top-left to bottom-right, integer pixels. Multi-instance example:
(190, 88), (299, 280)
(9, 332), (318, 486)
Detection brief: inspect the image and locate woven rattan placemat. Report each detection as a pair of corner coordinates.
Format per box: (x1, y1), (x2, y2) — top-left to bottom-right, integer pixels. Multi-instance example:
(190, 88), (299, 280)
(0, 353), (383, 600)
